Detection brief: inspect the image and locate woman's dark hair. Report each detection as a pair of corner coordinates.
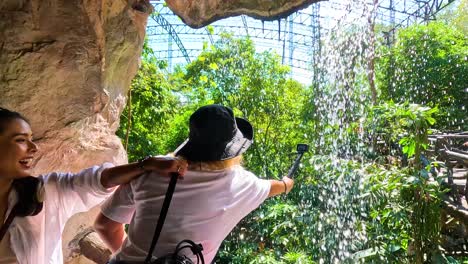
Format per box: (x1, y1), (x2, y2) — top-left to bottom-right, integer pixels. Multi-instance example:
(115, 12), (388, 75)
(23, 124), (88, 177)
(0, 107), (30, 134)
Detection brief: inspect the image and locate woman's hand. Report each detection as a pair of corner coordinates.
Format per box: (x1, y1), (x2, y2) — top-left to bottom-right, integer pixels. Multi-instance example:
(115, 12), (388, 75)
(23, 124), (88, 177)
(268, 176), (295, 198)
(281, 176), (294, 194)
(100, 157), (188, 188)
(140, 156), (188, 178)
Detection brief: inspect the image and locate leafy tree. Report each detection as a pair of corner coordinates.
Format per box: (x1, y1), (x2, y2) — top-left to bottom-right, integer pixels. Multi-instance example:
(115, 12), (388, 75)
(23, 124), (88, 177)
(367, 102), (443, 263)
(451, 0), (468, 34)
(117, 41), (181, 161)
(376, 22), (467, 130)
(436, 0), (468, 34)
(174, 33), (312, 178)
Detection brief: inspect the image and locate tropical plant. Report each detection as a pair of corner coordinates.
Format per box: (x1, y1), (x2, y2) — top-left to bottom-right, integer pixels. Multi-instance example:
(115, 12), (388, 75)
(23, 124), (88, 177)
(367, 102), (445, 263)
(117, 40), (181, 161)
(375, 22), (467, 130)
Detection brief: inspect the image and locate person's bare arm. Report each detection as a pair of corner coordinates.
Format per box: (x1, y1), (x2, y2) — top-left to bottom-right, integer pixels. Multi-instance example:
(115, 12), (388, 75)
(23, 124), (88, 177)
(94, 212), (126, 253)
(268, 176), (294, 197)
(100, 156), (188, 189)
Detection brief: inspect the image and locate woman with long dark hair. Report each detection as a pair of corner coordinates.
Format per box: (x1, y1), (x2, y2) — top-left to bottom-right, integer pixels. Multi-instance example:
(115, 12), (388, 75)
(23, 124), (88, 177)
(0, 107), (187, 264)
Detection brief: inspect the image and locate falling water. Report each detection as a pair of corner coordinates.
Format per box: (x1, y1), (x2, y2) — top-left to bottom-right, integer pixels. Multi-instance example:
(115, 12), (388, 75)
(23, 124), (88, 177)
(302, 0), (379, 262)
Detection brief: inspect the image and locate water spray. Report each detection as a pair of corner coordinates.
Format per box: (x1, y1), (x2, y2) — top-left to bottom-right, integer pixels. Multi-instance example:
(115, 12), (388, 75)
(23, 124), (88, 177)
(287, 143), (309, 179)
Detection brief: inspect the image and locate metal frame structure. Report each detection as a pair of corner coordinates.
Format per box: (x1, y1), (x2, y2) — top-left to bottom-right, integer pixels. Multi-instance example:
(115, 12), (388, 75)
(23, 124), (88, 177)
(147, 0), (457, 82)
(379, 0), (457, 44)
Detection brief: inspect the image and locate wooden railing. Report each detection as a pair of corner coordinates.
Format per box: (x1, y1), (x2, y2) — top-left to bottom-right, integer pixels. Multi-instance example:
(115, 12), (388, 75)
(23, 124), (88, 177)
(430, 133), (468, 204)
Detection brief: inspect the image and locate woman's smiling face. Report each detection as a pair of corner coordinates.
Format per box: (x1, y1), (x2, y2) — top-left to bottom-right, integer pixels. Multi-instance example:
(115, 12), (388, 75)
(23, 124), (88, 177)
(0, 118), (38, 179)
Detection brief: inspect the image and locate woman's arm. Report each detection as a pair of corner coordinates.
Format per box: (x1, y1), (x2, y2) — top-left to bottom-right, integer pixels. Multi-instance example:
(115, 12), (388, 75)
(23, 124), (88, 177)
(94, 184), (135, 252)
(100, 156), (188, 189)
(268, 176), (294, 197)
(94, 212), (126, 252)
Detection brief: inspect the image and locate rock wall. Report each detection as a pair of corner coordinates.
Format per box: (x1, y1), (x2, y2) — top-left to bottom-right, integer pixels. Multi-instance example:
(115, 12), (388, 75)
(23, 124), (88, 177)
(0, 0), (151, 262)
(0, 0), (152, 172)
(166, 0), (324, 28)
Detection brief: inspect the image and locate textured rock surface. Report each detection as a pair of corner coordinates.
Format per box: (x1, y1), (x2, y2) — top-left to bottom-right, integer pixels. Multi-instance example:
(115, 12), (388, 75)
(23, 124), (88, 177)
(0, 0), (151, 262)
(68, 227), (111, 264)
(166, 0), (324, 28)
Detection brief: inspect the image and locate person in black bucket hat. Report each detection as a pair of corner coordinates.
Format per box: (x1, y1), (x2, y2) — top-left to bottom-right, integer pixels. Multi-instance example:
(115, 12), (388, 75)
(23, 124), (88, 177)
(95, 104), (295, 264)
(174, 104), (253, 162)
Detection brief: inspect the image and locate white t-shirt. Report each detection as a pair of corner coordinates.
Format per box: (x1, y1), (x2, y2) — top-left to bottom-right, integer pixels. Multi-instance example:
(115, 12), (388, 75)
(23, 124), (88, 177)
(6, 163), (114, 264)
(102, 165), (270, 263)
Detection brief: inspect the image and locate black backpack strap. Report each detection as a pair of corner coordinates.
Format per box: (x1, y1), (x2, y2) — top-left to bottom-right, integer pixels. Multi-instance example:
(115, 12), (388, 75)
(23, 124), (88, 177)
(174, 240), (205, 264)
(144, 172), (179, 263)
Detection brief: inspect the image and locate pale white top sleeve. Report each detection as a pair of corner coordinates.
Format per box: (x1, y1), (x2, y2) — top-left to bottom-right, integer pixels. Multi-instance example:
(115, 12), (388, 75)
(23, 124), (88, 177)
(100, 183), (136, 224)
(9, 163), (116, 264)
(231, 169), (271, 219)
(40, 162), (115, 218)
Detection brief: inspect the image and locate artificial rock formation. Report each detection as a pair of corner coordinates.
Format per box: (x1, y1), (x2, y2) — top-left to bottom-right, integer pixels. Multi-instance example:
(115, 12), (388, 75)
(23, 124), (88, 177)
(166, 0), (324, 28)
(0, 0), (152, 173)
(0, 0), (318, 262)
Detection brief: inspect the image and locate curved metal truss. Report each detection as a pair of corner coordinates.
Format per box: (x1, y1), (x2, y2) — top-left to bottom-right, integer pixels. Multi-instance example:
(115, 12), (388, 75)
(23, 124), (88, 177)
(147, 0), (456, 83)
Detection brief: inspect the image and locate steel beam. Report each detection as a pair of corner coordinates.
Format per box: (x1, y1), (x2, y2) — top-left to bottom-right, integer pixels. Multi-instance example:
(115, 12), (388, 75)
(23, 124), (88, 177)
(150, 14), (191, 63)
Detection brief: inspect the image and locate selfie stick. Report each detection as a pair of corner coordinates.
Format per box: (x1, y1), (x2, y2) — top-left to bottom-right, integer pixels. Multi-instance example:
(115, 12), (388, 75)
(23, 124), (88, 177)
(287, 144), (309, 179)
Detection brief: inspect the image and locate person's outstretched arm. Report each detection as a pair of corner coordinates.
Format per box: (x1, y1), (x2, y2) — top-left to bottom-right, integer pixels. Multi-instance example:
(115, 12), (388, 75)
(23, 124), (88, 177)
(94, 212), (126, 252)
(100, 156), (187, 188)
(268, 176), (294, 197)
(94, 183), (136, 253)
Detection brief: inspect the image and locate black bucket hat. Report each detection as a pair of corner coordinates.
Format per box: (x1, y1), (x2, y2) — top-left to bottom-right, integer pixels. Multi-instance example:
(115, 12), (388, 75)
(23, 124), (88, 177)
(174, 104), (253, 162)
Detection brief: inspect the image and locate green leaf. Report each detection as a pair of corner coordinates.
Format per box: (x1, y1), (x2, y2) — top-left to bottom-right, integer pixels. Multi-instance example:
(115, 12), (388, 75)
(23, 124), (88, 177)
(209, 62), (219, 70)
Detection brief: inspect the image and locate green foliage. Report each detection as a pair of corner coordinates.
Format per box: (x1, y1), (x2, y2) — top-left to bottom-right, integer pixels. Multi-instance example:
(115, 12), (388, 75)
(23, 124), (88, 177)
(118, 22), (464, 263)
(376, 22), (467, 130)
(370, 101), (438, 159)
(174, 33), (312, 178)
(366, 102), (445, 263)
(117, 40), (181, 161)
(436, 0), (468, 34)
(360, 165), (412, 263)
(451, 0), (468, 34)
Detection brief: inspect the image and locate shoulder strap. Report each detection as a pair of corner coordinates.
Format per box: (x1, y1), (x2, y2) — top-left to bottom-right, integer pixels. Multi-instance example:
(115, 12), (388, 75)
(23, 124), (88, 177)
(145, 172), (179, 263)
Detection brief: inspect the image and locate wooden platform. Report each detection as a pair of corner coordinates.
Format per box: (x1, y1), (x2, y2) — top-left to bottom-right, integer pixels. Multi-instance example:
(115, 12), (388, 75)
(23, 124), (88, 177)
(443, 196), (468, 225)
(441, 166), (468, 224)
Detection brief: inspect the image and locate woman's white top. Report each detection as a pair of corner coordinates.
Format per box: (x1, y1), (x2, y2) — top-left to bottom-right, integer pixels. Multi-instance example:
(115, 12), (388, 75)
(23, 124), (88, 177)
(6, 163), (114, 264)
(102, 165), (271, 263)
